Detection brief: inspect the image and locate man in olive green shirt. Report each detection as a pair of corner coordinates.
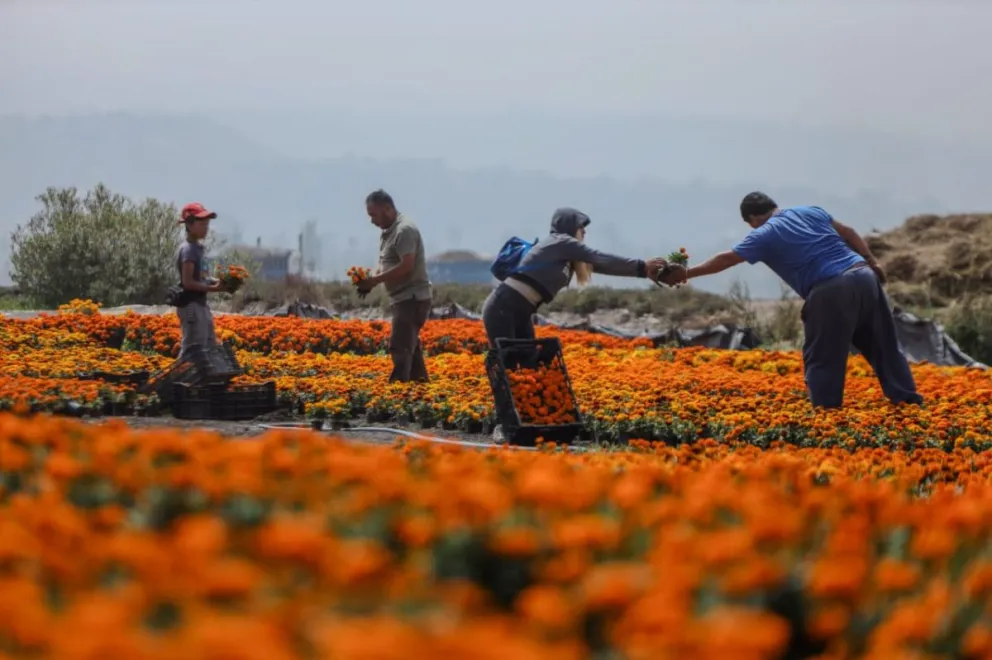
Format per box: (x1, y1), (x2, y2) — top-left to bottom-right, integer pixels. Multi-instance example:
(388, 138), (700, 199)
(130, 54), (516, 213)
(357, 189), (434, 382)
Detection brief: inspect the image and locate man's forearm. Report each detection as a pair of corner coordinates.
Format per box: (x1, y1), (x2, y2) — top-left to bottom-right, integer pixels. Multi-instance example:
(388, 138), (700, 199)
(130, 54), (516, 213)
(686, 251), (741, 279)
(183, 279), (215, 292)
(375, 263), (413, 286)
(842, 230), (877, 264)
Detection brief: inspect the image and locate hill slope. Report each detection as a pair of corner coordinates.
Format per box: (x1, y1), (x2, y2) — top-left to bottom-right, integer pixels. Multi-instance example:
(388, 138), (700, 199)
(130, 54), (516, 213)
(869, 214), (992, 308)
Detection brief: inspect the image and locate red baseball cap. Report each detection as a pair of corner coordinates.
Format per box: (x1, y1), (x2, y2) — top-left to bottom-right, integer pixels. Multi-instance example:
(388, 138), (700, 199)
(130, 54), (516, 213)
(179, 202), (217, 223)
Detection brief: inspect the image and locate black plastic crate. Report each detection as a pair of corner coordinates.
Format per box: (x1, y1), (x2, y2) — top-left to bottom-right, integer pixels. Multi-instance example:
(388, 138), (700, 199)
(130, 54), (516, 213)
(78, 370), (150, 387)
(485, 338), (585, 447)
(170, 383), (218, 420)
(189, 343), (243, 384)
(139, 343), (242, 405)
(139, 359), (203, 405)
(172, 381), (277, 421)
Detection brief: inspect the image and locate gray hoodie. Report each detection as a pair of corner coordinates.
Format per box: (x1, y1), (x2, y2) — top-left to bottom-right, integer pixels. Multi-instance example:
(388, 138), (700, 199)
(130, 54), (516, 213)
(508, 207), (647, 303)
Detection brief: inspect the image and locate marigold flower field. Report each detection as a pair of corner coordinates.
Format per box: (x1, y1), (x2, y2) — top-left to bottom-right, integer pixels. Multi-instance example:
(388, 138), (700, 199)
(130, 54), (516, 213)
(3, 310), (992, 449)
(2, 310), (992, 658)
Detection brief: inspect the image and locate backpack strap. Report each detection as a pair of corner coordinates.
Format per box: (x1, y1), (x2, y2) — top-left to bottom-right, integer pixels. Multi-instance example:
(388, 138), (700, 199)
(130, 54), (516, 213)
(507, 237), (543, 277)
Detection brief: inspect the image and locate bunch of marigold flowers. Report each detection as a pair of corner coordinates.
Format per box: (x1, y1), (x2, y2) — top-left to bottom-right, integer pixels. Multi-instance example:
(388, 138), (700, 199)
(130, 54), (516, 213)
(347, 266), (372, 285)
(667, 246), (689, 265)
(215, 264), (250, 293)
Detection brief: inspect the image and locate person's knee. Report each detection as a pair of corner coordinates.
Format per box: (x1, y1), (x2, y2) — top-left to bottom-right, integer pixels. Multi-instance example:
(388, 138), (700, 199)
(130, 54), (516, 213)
(184, 329), (208, 349)
(388, 325), (415, 349)
(390, 348), (413, 362)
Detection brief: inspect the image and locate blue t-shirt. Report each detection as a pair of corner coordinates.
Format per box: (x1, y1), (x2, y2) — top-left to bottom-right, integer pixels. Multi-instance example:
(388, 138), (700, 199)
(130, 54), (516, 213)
(732, 206), (864, 299)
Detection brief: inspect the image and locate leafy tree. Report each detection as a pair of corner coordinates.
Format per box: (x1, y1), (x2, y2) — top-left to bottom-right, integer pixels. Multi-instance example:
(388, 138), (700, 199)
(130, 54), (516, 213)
(10, 184), (181, 307)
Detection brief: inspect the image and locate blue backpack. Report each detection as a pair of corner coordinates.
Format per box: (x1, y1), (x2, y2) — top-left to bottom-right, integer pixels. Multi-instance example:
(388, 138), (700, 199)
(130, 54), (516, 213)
(491, 236), (538, 281)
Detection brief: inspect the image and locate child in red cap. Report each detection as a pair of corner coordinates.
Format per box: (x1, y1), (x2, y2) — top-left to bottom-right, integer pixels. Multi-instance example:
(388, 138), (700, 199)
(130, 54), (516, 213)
(175, 202), (226, 360)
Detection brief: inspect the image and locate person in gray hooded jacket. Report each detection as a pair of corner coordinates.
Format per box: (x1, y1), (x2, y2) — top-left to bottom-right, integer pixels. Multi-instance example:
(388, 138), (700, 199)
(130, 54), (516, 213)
(482, 207), (669, 347)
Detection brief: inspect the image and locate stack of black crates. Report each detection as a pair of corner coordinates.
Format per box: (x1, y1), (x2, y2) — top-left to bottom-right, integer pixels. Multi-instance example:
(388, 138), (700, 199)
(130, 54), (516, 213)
(140, 343), (278, 421)
(484, 337), (587, 446)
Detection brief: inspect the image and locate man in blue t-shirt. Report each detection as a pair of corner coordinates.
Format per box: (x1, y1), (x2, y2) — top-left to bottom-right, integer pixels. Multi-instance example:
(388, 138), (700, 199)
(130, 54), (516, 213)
(662, 191), (922, 409)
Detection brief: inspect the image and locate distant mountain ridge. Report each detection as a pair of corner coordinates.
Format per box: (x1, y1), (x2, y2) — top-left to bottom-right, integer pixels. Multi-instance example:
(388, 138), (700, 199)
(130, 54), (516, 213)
(228, 110), (984, 208)
(0, 113), (953, 297)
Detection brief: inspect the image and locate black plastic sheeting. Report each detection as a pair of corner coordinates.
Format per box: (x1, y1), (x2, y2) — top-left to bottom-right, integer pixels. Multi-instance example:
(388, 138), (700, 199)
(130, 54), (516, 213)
(532, 314), (762, 350)
(265, 301), (336, 319)
(413, 302), (761, 350)
(430, 303), (986, 366)
(258, 301), (985, 368)
(429, 302), (481, 321)
(883, 308), (987, 369)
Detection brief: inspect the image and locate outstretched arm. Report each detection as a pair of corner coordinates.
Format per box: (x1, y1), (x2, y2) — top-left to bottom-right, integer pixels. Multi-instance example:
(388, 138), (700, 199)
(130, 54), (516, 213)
(660, 249), (745, 286)
(663, 222), (769, 285)
(545, 237), (648, 278)
(686, 250), (745, 279)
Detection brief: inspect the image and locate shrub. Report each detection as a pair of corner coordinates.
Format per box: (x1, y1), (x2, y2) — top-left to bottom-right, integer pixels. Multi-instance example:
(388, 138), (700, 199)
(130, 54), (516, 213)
(10, 185), (181, 308)
(727, 279), (802, 348)
(943, 295), (992, 365)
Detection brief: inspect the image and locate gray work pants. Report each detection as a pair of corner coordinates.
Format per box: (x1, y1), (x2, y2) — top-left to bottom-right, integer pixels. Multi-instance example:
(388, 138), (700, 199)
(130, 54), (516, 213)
(389, 298), (432, 382)
(177, 301), (217, 361)
(802, 265), (923, 409)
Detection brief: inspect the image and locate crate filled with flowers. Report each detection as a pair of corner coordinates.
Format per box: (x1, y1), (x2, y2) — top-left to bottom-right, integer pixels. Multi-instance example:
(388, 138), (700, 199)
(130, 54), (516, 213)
(484, 337), (585, 446)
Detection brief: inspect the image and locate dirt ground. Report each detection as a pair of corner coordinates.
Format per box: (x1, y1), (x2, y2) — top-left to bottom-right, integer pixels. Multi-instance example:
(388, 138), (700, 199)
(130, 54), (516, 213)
(100, 413), (500, 448)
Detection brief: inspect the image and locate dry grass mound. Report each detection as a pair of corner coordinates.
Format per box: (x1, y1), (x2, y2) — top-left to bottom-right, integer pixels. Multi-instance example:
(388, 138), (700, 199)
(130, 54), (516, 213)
(429, 249), (488, 263)
(868, 213), (992, 308)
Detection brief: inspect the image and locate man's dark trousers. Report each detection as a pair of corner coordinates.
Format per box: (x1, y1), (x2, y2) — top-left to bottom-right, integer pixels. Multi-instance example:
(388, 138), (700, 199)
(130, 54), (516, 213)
(389, 298), (432, 382)
(802, 265), (923, 409)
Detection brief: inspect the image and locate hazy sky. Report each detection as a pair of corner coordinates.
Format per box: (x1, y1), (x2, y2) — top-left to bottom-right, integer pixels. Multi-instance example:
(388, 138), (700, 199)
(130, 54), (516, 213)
(3, 0), (992, 142)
